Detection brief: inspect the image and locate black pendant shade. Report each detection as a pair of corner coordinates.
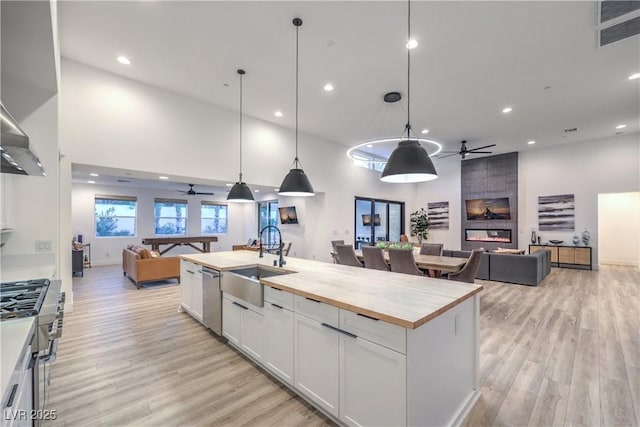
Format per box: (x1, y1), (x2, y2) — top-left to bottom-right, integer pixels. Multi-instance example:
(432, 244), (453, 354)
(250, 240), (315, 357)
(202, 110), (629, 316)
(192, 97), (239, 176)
(380, 139), (438, 183)
(278, 17), (315, 198)
(227, 69), (255, 203)
(279, 167), (315, 197)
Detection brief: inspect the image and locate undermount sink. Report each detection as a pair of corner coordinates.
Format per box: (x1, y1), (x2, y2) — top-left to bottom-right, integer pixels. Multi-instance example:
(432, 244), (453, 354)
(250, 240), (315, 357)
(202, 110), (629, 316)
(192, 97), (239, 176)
(221, 266), (292, 307)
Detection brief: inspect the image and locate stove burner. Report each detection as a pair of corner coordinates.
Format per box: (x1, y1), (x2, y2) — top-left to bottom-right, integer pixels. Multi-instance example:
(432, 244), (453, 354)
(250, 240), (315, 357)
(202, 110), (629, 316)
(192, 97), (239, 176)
(0, 278), (50, 320)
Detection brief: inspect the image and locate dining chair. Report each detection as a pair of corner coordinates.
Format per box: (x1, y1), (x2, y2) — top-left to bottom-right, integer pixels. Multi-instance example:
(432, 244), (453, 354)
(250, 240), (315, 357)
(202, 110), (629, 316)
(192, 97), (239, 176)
(388, 248), (423, 276)
(336, 244), (363, 267)
(331, 240), (345, 251)
(281, 242), (292, 256)
(448, 249), (484, 283)
(419, 243), (444, 256)
(362, 246), (390, 271)
(400, 234), (409, 242)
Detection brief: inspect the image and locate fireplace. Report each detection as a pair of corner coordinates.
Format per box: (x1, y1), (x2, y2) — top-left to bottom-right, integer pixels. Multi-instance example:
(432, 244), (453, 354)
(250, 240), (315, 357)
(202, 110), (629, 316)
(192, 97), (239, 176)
(465, 229), (512, 243)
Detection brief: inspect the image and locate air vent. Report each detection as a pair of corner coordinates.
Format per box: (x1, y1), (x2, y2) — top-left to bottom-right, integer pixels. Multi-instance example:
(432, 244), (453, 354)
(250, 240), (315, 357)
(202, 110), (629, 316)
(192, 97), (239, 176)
(598, 1), (640, 47)
(116, 179), (131, 183)
(563, 128), (578, 133)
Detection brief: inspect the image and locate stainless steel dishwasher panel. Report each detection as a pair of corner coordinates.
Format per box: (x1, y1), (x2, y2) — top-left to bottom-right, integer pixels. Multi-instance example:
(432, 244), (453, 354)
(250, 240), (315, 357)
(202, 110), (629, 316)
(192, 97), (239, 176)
(201, 268), (222, 335)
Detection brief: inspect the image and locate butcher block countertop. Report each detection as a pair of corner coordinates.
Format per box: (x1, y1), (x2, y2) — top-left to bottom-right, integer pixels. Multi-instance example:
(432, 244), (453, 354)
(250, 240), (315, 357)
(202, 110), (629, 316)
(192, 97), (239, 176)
(180, 251), (483, 329)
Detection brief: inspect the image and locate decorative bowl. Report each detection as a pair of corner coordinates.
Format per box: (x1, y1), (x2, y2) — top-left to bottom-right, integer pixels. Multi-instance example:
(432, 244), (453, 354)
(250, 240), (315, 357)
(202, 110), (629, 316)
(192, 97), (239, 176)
(548, 239), (563, 245)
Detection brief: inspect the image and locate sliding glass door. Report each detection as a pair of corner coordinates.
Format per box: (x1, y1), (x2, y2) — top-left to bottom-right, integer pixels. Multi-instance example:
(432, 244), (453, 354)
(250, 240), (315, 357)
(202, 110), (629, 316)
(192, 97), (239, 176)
(354, 197), (405, 248)
(258, 200), (279, 248)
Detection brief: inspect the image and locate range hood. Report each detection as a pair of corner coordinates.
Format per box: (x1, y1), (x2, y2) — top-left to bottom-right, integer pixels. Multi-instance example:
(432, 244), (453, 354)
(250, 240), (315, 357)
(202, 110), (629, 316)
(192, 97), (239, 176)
(1, 103), (46, 176)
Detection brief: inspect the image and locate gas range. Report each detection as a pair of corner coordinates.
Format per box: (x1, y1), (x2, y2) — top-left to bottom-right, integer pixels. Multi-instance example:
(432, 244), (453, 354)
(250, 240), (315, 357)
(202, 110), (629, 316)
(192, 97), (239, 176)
(0, 278), (50, 320)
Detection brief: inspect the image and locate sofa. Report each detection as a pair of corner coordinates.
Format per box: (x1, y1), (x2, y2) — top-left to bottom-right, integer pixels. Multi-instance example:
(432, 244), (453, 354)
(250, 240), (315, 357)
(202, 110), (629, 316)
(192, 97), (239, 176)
(123, 245), (180, 288)
(443, 248), (551, 286)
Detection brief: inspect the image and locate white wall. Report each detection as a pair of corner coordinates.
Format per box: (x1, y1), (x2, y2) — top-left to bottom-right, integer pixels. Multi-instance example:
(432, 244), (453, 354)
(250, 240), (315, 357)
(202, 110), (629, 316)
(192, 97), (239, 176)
(60, 59), (417, 263)
(598, 192), (640, 267)
(72, 182), (256, 265)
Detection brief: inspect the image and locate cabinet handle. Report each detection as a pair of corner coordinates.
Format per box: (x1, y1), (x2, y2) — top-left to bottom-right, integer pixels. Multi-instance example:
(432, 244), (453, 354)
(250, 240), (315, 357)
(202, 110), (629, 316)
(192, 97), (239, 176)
(6, 384), (18, 407)
(321, 323), (358, 339)
(357, 313), (379, 321)
(186, 270), (195, 274)
(232, 301), (249, 310)
(305, 297), (321, 303)
(270, 287), (282, 291)
(271, 303), (284, 309)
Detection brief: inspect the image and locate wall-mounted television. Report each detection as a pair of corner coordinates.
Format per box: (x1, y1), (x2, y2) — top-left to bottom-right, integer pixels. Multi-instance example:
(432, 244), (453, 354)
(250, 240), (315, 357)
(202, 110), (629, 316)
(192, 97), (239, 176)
(465, 198), (511, 220)
(279, 206), (298, 224)
(362, 214), (381, 226)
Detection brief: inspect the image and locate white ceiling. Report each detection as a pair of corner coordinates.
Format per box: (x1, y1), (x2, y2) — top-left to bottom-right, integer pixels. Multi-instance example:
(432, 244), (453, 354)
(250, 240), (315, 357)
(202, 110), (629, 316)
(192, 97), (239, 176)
(59, 1), (639, 168)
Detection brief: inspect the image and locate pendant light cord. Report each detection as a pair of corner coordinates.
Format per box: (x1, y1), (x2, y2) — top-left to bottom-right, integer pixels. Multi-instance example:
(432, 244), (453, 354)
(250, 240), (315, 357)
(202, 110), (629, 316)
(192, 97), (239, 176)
(237, 69), (245, 181)
(295, 21), (300, 167)
(406, 0), (412, 140)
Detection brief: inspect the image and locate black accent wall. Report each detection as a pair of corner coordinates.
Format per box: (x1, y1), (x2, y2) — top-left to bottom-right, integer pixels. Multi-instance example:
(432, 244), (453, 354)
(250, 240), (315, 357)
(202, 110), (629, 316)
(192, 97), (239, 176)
(461, 152), (518, 251)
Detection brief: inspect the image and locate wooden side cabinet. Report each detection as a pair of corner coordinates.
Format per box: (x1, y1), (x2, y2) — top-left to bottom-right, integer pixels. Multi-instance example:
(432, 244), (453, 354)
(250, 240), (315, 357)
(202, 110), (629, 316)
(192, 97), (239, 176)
(529, 245), (592, 270)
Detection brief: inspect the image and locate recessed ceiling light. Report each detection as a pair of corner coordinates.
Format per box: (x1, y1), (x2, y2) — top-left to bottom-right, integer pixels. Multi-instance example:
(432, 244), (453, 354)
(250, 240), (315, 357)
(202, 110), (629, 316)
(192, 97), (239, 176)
(502, 107), (513, 114)
(274, 188), (279, 192)
(116, 55), (131, 65)
(87, 180), (95, 184)
(406, 39), (418, 49)
(90, 173), (99, 177)
(254, 189), (260, 192)
(366, 144), (373, 148)
(274, 111), (283, 117)
(527, 140), (536, 145)
(226, 183), (233, 187)
(159, 176), (169, 180)
(421, 129), (429, 134)
(628, 73), (640, 80)
(323, 83), (334, 92)
(616, 124), (627, 129)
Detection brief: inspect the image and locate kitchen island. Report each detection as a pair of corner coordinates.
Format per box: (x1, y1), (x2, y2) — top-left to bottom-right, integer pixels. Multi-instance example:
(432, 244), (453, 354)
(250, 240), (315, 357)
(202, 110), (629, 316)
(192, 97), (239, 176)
(180, 250), (483, 427)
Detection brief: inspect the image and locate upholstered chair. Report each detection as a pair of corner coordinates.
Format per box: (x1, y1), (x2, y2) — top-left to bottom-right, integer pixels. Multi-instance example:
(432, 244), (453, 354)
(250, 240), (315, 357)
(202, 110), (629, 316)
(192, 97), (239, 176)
(448, 249), (485, 283)
(362, 246), (390, 271)
(335, 244), (363, 267)
(419, 243), (444, 256)
(388, 248), (423, 276)
(331, 240), (345, 251)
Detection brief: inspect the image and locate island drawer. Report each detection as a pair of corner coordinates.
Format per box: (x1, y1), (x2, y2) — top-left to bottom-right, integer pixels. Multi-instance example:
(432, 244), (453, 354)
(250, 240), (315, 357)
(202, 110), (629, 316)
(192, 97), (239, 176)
(340, 310), (406, 354)
(264, 286), (294, 311)
(294, 295), (339, 326)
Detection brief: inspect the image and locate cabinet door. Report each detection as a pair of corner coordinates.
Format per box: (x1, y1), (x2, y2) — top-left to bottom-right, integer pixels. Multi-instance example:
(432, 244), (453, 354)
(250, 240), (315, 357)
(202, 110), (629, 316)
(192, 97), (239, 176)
(340, 336), (406, 427)
(265, 303), (294, 385)
(191, 270), (204, 322)
(558, 247), (574, 264)
(574, 248), (591, 265)
(222, 296), (241, 346)
(241, 307), (265, 361)
(180, 262), (194, 310)
(294, 313), (340, 418)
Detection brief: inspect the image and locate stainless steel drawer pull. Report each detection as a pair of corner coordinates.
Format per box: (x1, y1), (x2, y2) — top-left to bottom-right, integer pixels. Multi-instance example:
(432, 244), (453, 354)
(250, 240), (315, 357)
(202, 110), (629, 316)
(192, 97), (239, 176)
(271, 303), (284, 309)
(321, 323), (357, 339)
(270, 287), (282, 291)
(6, 384), (18, 407)
(305, 297), (321, 303)
(232, 301), (249, 310)
(186, 270), (195, 274)
(357, 313), (379, 321)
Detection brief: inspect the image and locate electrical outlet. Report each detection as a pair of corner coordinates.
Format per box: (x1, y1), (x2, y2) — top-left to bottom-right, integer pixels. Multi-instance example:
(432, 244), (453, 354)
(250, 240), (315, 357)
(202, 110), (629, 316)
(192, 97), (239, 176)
(332, 230), (338, 235)
(35, 240), (52, 252)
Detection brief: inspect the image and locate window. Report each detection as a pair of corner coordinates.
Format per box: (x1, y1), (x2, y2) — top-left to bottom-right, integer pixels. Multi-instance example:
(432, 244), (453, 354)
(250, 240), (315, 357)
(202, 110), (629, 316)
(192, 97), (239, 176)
(352, 150), (386, 172)
(354, 197), (405, 248)
(95, 195), (137, 237)
(154, 198), (188, 235)
(201, 202), (228, 234)
(258, 200), (279, 247)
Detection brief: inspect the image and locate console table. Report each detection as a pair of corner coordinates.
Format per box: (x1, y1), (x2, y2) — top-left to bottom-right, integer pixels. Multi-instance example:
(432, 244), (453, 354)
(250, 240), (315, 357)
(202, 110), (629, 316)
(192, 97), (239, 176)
(529, 244), (592, 270)
(142, 236), (218, 255)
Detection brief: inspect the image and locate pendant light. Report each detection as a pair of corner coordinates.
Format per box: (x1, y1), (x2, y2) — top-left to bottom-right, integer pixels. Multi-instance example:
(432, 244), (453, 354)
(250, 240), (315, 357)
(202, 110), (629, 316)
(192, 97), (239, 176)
(380, 0), (438, 183)
(278, 18), (315, 197)
(227, 69), (255, 203)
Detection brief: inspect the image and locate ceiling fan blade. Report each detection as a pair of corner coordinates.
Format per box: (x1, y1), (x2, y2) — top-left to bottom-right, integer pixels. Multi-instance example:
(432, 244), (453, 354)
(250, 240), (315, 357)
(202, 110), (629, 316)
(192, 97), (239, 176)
(467, 144), (496, 152)
(467, 151), (493, 154)
(196, 192), (215, 195)
(436, 153), (460, 159)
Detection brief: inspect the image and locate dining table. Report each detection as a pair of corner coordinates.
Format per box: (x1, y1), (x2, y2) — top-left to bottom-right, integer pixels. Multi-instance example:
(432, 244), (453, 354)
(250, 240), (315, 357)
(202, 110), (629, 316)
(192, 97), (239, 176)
(331, 249), (468, 277)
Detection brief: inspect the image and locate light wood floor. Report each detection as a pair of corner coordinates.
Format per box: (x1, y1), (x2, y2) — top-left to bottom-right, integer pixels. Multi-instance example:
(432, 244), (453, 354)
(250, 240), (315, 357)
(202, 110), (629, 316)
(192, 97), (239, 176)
(44, 264), (639, 427)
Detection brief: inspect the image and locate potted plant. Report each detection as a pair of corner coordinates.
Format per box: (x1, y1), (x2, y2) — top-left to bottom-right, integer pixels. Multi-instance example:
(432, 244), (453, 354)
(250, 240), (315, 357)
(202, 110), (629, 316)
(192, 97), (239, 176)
(410, 208), (430, 244)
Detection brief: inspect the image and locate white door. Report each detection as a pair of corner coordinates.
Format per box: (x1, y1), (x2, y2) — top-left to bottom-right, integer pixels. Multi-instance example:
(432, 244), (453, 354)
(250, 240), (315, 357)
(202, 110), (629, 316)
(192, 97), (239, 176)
(222, 297), (241, 346)
(294, 313), (339, 418)
(340, 336), (406, 427)
(264, 302), (294, 385)
(240, 307), (265, 361)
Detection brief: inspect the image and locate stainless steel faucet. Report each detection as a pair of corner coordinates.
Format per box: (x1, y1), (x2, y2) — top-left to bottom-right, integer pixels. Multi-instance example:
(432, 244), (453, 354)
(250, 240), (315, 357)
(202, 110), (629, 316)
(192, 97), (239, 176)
(259, 225), (286, 267)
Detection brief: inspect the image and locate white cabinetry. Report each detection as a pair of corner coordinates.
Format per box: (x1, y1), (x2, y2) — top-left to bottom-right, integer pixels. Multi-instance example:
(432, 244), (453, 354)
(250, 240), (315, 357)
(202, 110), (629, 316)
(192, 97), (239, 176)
(180, 260), (203, 322)
(222, 294), (264, 362)
(264, 288), (294, 386)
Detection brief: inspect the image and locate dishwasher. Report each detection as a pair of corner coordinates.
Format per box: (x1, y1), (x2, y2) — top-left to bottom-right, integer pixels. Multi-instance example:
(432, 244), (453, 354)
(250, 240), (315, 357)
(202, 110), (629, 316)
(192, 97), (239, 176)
(201, 268), (222, 336)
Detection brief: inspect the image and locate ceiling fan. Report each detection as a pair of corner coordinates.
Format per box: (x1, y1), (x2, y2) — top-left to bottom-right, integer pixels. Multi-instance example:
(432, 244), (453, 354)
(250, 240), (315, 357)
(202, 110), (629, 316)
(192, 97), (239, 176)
(178, 184), (214, 196)
(437, 140), (496, 159)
